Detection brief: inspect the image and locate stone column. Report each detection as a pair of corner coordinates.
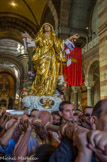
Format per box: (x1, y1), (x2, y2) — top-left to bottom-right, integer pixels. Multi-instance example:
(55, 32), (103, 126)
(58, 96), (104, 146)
(87, 87), (92, 106)
(64, 88), (71, 101)
(98, 0), (107, 99)
(17, 53), (29, 81)
(84, 81), (95, 106)
(72, 86), (80, 109)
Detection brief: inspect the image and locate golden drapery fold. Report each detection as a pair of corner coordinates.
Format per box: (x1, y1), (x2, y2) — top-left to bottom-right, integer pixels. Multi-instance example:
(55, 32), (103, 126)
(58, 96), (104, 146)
(29, 23), (66, 96)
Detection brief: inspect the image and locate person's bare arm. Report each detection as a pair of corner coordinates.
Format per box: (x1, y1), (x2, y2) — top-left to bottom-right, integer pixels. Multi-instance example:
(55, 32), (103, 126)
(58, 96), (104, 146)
(0, 128), (6, 138)
(0, 114), (4, 126)
(0, 113), (7, 127)
(75, 150), (92, 162)
(69, 34), (80, 43)
(73, 126), (92, 162)
(88, 130), (107, 154)
(2, 115), (9, 128)
(58, 124), (92, 162)
(14, 120), (32, 162)
(0, 119), (20, 148)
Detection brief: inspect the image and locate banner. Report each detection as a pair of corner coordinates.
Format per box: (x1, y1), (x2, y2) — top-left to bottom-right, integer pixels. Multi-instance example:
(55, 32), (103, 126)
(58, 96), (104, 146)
(63, 47), (83, 86)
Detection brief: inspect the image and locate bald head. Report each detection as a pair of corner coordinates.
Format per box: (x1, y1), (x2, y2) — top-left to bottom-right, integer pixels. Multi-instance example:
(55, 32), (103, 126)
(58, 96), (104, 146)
(38, 111), (51, 123)
(92, 99), (107, 118)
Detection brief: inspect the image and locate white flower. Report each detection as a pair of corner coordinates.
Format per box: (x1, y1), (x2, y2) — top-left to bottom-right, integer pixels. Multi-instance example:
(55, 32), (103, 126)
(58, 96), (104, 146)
(57, 75), (65, 86)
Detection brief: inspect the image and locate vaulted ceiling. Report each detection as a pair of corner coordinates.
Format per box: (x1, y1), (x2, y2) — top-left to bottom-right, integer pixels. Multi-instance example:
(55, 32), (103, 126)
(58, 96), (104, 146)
(0, 0), (97, 39)
(69, 0), (97, 33)
(0, 0), (46, 26)
(0, 0), (98, 49)
(0, 0), (47, 41)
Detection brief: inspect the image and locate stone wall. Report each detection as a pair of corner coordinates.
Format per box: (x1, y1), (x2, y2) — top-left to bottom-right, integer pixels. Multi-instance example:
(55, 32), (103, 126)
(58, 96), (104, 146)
(98, 0), (107, 99)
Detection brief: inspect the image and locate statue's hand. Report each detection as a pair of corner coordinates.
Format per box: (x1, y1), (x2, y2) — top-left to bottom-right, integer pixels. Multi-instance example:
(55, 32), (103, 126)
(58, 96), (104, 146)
(69, 34), (80, 40)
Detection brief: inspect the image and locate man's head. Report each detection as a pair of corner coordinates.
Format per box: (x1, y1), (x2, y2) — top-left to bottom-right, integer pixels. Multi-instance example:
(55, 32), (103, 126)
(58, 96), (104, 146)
(38, 111), (52, 124)
(91, 99), (107, 132)
(36, 111), (52, 139)
(30, 109), (39, 118)
(51, 111), (61, 124)
(83, 106), (93, 126)
(59, 101), (74, 123)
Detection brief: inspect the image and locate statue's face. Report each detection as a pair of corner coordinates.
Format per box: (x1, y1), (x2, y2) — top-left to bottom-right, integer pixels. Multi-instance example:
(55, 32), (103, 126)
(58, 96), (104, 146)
(43, 24), (51, 32)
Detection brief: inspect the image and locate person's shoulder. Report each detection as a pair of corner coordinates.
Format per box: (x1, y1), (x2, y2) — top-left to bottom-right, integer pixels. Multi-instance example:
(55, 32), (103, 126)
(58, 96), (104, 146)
(0, 139), (16, 152)
(9, 139), (16, 144)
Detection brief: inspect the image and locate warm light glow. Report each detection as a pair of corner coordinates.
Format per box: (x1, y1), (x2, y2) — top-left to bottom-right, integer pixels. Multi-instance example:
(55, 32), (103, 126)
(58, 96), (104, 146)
(11, 2), (16, 7)
(86, 27), (88, 30)
(14, 67), (18, 78)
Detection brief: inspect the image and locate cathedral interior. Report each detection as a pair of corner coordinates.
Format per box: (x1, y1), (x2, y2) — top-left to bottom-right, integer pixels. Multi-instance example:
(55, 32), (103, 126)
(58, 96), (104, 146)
(0, 0), (106, 110)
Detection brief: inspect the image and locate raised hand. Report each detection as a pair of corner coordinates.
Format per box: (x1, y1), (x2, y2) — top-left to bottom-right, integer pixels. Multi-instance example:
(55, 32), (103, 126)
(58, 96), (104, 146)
(21, 119), (32, 132)
(58, 122), (67, 139)
(88, 130), (107, 155)
(73, 126), (89, 151)
(69, 34), (80, 41)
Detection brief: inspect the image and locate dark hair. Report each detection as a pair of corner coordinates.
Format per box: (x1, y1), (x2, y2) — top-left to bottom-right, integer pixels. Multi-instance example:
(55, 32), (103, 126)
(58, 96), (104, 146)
(31, 108), (39, 113)
(84, 106), (93, 110)
(59, 101), (71, 112)
(51, 111), (60, 117)
(34, 144), (56, 162)
(83, 106), (93, 114)
(92, 99), (107, 118)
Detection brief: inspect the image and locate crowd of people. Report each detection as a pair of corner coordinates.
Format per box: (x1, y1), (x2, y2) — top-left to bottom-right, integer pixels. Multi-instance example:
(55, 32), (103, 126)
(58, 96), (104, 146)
(0, 99), (107, 162)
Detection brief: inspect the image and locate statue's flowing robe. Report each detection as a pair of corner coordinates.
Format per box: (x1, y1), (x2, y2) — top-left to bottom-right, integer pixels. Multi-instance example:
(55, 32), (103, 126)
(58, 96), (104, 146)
(30, 34), (66, 96)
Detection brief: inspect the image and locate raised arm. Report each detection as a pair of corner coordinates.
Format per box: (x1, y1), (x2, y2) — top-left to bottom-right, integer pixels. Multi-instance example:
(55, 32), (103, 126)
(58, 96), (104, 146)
(0, 119), (19, 148)
(73, 126), (92, 162)
(14, 120), (32, 162)
(69, 34), (80, 42)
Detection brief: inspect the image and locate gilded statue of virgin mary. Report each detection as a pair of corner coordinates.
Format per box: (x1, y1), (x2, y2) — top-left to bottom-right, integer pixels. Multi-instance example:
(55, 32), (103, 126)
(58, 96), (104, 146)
(29, 23), (79, 96)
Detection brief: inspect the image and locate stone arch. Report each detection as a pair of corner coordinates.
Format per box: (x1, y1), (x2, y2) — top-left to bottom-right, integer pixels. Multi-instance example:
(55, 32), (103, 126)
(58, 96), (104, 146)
(60, 0), (72, 27)
(0, 69), (17, 98)
(84, 56), (100, 106)
(40, 5), (55, 28)
(0, 13), (38, 38)
(0, 68), (17, 82)
(89, 0), (98, 32)
(0, 36), (24, 46)
(85, 56), (99, 81)
(45, 0), (59, 28)
(87, 57), (100, 105)
(0, 53), (25, 88)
